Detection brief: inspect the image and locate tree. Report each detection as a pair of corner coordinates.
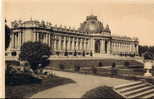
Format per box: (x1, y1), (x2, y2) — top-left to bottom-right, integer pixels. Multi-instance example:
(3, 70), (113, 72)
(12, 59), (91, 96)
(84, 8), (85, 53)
(138, 45), (149, 56)
(143, 51), (153, 60)
(5, 20), (11, 50)
(19, 42), (52, 70)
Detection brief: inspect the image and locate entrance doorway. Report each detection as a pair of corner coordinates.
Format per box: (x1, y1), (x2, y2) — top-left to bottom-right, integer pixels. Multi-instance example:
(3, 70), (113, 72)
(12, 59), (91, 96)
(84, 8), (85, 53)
(95, 40), (101, 53)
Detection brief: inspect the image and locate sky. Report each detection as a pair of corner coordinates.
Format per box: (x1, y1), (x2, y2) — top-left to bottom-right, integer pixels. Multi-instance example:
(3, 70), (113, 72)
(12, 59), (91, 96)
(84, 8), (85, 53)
(4, 0), (154, 46)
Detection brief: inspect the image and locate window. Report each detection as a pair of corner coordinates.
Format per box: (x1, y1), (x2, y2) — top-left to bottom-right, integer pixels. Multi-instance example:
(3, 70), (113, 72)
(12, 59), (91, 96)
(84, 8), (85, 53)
(11, 52), (17, 56)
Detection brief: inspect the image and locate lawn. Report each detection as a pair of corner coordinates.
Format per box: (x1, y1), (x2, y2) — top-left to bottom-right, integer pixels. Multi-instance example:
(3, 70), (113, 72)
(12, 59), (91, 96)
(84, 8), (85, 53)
(6, 73), (75, 98)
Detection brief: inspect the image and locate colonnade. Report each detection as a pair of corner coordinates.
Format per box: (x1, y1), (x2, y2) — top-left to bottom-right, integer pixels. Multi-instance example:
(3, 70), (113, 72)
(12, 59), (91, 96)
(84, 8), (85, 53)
(111, 41), (138, 55)
(9, 29), (138, 56)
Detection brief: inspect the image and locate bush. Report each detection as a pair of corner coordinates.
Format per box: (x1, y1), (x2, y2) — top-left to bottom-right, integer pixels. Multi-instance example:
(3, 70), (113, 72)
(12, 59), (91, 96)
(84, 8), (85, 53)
(124, 62), (130, 67)
(82, 86), (123, 98)
(74, 65), (80, 72)
(6, 73), (42, 86)
(98, 62), (103, 67)
(59, 64), (65, 70)
(91, 66), (97, 74)
(19, 41), (51, 71)
(112, 62), (116, 68)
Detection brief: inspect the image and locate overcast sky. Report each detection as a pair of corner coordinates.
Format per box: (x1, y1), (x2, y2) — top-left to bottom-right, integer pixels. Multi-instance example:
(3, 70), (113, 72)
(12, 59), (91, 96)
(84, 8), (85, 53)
(5, 0), (154, 46)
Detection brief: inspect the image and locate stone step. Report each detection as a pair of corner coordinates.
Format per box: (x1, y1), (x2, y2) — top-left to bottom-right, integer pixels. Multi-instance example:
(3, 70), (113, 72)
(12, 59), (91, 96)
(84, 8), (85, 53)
(123, 85), (153, 96)
(141, 92), (154, 98)
(118, 83), (147, 93)
(114, 81), (143, 89)
(128, 88), (154, 98)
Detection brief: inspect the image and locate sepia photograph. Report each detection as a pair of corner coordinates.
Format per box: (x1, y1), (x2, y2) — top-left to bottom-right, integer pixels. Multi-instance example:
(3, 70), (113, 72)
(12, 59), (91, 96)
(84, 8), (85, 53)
(4, 0), (154, 98)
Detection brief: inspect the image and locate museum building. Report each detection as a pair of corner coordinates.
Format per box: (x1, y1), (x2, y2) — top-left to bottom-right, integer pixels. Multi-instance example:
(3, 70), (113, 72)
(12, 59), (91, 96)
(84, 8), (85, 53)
(6, 15), (139, 57)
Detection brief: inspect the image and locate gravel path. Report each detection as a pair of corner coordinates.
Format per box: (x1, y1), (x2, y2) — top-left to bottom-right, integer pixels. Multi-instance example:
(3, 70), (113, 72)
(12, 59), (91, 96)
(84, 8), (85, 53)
(31, 70), (134, 98)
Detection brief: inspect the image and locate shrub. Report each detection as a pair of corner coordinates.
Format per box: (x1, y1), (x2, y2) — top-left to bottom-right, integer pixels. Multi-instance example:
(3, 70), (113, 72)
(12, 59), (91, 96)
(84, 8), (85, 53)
(74, 65), (80, 72)
(59, 64), (65, 70)
(98, 62), (103, 67)
(19, 41), (51, 71)
(124, 62), (130, 67)
(91, 66), (97, 74)
(82, 86), (123, 98)
(112, 62), (116, 68)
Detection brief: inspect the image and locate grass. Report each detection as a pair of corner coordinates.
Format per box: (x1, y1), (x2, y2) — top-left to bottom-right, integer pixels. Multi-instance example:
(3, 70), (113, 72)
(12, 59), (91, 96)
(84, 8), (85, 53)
(82, 86), (123, 98)
(5, 73), (75, 98)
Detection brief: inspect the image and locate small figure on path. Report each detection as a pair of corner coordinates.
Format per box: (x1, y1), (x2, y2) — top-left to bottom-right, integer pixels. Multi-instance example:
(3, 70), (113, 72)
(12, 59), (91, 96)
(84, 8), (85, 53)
(111, 62), (118, 77)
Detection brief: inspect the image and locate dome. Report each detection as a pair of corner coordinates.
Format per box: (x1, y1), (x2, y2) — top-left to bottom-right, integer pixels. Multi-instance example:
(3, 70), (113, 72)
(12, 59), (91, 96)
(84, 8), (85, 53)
(79, 15), (104, 33)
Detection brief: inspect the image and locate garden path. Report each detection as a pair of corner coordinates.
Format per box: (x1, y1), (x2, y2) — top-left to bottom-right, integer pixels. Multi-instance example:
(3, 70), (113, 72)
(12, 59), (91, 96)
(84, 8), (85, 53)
(31, 70), (133, 98)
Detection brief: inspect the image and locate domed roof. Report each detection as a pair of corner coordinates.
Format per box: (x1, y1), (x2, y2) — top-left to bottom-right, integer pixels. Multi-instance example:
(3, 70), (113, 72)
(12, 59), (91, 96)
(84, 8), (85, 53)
(79, 15), (110, 33)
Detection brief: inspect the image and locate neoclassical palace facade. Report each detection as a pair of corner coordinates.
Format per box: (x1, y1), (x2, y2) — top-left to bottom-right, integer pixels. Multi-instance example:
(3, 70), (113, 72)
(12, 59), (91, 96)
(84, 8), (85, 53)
(6, 15), (139, 58)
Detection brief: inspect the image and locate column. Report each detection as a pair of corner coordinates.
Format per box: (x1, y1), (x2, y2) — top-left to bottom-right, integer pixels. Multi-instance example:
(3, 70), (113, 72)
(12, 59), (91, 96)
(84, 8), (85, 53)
(129, 43), (131, 54)
(15, 33), (18, 48)
(65, 37), (68, 51)
(89, 38), (93, 52)
(107, 41), (111, 54)
(43, 33), (45, 43)
(46, 33), (48, 44)
(33, 32), (36, 42)
(63, 36), (66, 50)
(80, 39), (82, 51)
(35, 32), (37, 41)
(11, 33), (15, 49)
(50, 34), (53, 49)
(44, 33), (46, 44)
(67, 37), (70, 51)
(72, 37), (74, 51)
(48, 34), (51, 48)
(74, 40), (76, 51)
(54, 38), (56, 50)
(82, 39), (85, 51)
(47, 33), (49, 46)
(58, 37), (61, 51)
(135, 43), (139, 55)
(85, 39), (88, 51)
(76, 38), (78, 51)
(91, 38), (94, 53)
(19, 32), (21, 49)
(56, 40), (59, 50)
(87, 39), (90, 52)
(101, 40), (105, 53)
(37, 32), (39, 41)
(17, 32), (19, 49)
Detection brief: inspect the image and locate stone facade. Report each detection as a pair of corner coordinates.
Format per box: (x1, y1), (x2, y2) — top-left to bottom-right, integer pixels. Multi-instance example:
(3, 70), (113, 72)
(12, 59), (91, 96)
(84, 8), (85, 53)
(6, 15), (139, 57)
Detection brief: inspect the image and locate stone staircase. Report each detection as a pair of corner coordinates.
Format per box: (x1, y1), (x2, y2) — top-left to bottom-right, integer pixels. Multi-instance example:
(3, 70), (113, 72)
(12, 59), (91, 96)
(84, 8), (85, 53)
(113, 80), (154, 98)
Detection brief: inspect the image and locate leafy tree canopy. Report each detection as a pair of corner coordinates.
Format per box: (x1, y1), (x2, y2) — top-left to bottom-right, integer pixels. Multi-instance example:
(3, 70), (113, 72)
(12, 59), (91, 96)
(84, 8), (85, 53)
(5, 24), (11, 50)
(139, 45), (154, 60)
(19, 41), (52, 70)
